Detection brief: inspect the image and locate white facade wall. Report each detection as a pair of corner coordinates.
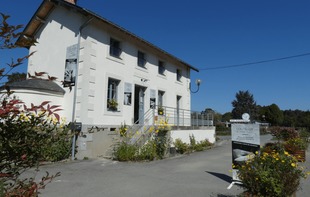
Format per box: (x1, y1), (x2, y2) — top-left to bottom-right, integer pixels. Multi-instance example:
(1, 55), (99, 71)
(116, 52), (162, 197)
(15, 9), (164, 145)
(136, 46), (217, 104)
(26, 6), (192, 128)
(170, 127), (216, 145)
(2, 89), (65, 119)
(27, 7), (85, 122)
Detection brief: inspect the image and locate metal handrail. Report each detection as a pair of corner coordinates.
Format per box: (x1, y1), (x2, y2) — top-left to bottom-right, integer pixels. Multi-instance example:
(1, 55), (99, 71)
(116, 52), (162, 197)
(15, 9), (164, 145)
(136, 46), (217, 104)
(126, 105), (214, 146)
(127, 108), (155, 145)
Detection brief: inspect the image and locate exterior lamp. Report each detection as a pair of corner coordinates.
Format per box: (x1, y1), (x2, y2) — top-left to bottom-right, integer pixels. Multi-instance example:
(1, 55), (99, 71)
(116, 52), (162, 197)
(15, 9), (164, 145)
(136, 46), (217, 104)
(190, 79), (201, 93)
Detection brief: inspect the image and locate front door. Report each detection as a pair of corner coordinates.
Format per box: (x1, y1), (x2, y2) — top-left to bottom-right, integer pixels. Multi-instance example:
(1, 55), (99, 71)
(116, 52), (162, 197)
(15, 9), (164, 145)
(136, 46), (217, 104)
(134, 85), (145, 124)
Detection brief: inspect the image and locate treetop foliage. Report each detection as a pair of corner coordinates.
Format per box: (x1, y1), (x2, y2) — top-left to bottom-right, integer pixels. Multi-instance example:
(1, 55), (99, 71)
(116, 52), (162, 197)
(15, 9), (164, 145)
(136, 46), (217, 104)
(232, 90), (258, 120)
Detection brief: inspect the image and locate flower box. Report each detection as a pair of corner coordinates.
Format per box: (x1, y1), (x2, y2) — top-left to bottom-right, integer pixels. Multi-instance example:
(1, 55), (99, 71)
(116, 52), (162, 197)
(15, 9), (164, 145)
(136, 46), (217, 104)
(289, 150), (306, 162)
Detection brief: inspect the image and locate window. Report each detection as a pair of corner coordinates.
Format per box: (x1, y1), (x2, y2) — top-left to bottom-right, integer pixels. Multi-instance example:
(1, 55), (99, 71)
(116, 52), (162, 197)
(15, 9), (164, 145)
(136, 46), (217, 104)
(158, 90), (165, 115)
(137, 51), (146, 67)
(107, 78), (120, 111)
(158, 60), (165, 75)
(176, 69), (182, 82)
(158, 91), (165, 107)
(109, 38), (122, 58)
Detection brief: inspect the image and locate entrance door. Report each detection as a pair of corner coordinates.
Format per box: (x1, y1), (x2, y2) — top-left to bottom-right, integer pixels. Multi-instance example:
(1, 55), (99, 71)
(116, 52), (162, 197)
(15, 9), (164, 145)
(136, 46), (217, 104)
(134, 86), (145, 124)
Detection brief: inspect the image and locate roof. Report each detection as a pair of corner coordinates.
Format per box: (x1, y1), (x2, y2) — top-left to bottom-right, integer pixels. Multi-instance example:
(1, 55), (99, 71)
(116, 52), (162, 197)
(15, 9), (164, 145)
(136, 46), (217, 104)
(1, 79), (65, 95)
(17, 0), (199, 72)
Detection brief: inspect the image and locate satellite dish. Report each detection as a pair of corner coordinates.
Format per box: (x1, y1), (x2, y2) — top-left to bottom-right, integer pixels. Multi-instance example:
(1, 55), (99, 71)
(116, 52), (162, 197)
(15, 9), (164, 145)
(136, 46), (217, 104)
(242, 113), (250, 121)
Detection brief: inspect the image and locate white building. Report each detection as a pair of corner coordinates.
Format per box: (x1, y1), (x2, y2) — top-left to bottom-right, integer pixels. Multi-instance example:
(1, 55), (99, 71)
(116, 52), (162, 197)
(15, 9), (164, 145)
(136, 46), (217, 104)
(10, 0), (215, 158)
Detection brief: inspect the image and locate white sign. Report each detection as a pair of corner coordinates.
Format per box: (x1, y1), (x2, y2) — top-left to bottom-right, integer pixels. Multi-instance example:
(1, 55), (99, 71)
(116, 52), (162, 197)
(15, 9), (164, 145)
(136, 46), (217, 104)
(232, 124), (260, 145)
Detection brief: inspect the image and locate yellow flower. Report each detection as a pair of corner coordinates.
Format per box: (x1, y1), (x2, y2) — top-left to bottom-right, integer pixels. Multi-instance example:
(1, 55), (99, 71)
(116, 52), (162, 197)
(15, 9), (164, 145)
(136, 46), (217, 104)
(291, 163), (296, 167)
(284, 151), (289, 155)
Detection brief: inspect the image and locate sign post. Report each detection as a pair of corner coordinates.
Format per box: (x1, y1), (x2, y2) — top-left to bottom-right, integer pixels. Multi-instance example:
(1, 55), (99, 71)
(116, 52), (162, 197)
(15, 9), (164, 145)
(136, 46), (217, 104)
(227, 114), (260, 189)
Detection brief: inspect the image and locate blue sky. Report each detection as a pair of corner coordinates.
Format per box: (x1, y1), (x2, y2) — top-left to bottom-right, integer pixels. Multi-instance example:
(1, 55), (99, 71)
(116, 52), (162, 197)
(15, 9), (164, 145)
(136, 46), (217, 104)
(1, 0), (310, 114)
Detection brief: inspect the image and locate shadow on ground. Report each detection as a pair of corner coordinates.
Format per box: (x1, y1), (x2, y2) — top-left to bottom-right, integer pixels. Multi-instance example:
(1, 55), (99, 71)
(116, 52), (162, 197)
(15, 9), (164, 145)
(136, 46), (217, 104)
(205, 171), (232, 183)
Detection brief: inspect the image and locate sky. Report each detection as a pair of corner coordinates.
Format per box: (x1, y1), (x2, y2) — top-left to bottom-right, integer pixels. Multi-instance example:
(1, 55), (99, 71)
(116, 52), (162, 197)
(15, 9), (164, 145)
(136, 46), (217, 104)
(1, 0), (310, 114)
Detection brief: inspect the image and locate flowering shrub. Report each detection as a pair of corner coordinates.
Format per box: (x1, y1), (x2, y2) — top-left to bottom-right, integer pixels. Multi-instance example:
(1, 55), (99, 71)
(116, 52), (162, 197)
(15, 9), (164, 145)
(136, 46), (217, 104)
(114, 119), (172, 161)
(270, 126), (299, 141)
(174, 138), (188, 154)
(155, 118), (171, 134)
(0, 13), (70, 196)
(238, 149), (307, 196)
(0, 95), (71, 195)
(119, 123), (127, 137)
(284, 138), (307, 152)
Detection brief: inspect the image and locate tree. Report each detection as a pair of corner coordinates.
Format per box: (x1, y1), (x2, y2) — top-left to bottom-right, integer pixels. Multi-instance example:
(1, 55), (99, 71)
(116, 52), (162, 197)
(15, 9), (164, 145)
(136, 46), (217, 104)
(259, 104), (283, 126)
(202, 108), (222, 124)
(222, 112), (232, 122)
(231, 90), (258, 120)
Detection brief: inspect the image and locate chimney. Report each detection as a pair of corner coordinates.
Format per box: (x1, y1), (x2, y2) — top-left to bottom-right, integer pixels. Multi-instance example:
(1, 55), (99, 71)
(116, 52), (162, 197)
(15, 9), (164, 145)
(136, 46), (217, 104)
(65, 0), (77, 4)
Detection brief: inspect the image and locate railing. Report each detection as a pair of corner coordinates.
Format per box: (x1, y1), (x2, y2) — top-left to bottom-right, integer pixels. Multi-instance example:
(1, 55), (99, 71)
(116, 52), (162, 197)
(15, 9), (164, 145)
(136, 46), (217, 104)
(126, 106), (214, 146)
(158, 106), (214, 128)
(127, 108), (155, 145)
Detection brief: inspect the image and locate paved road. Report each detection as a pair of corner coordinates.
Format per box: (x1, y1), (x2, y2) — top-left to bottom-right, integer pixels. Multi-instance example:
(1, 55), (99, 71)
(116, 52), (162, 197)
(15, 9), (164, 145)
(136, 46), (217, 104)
(30, 134), (309, 197)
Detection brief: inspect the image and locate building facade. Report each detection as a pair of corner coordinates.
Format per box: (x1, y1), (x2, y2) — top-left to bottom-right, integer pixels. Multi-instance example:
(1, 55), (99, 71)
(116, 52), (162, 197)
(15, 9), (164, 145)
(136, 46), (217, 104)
(17, 0), (198, 129)
(11, 0), (216, 159)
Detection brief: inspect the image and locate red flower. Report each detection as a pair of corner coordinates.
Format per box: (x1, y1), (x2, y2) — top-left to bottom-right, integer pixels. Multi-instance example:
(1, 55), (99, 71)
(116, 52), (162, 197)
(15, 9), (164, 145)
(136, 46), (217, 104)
(21, 154), (27, 160)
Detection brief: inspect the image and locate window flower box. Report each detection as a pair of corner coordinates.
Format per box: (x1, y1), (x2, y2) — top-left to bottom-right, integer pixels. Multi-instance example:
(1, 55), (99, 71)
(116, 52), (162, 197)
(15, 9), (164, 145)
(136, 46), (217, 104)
(107, 99), (118, 111)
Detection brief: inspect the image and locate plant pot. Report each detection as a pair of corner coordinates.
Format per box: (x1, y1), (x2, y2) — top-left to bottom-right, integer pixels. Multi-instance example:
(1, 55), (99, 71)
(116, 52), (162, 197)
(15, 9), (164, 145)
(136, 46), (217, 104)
(290, 150), (306, 162)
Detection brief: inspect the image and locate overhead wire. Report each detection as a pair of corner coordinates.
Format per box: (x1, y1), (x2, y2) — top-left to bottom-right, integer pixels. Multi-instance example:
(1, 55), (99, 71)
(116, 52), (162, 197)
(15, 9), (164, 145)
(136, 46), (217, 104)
(198, 52), (310, 71)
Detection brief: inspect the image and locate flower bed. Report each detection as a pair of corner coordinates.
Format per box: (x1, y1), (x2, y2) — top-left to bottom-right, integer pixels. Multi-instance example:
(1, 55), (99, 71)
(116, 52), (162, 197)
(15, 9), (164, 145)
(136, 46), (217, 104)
(238, 149), (307, 196)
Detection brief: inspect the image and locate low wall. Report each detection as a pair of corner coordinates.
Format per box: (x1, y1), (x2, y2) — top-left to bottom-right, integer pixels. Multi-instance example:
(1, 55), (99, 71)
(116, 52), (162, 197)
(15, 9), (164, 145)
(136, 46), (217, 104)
(170, 126), (216, 145)
(75, 126), (216, 159)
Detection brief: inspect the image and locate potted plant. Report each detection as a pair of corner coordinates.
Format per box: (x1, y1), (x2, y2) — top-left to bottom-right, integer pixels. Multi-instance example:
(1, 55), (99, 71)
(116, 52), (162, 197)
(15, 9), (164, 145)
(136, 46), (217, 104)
(158, 106), (164, 115)
(108, 99), (118, 111)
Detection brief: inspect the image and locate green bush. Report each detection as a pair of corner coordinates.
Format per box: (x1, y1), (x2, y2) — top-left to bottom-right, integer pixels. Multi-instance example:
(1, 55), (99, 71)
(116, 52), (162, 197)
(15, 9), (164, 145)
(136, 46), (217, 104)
(42, 133), (71, 162)
(114, 142), (138, 161)
(174, 137), (213, 154)
(216, 123), (230, 132)
(154, 135), (167, 159)
(114, 140), (161, 161)
(174, 138), (188, 154)
(189, 134), (196, 152)
(199, 139), (213, 148)
(137, 140), (157, 161)
(298, 128), (310, 143)
(215, 130), (231, 136)
(0, 99), (67, 195)
(238, 149), (307, 196)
